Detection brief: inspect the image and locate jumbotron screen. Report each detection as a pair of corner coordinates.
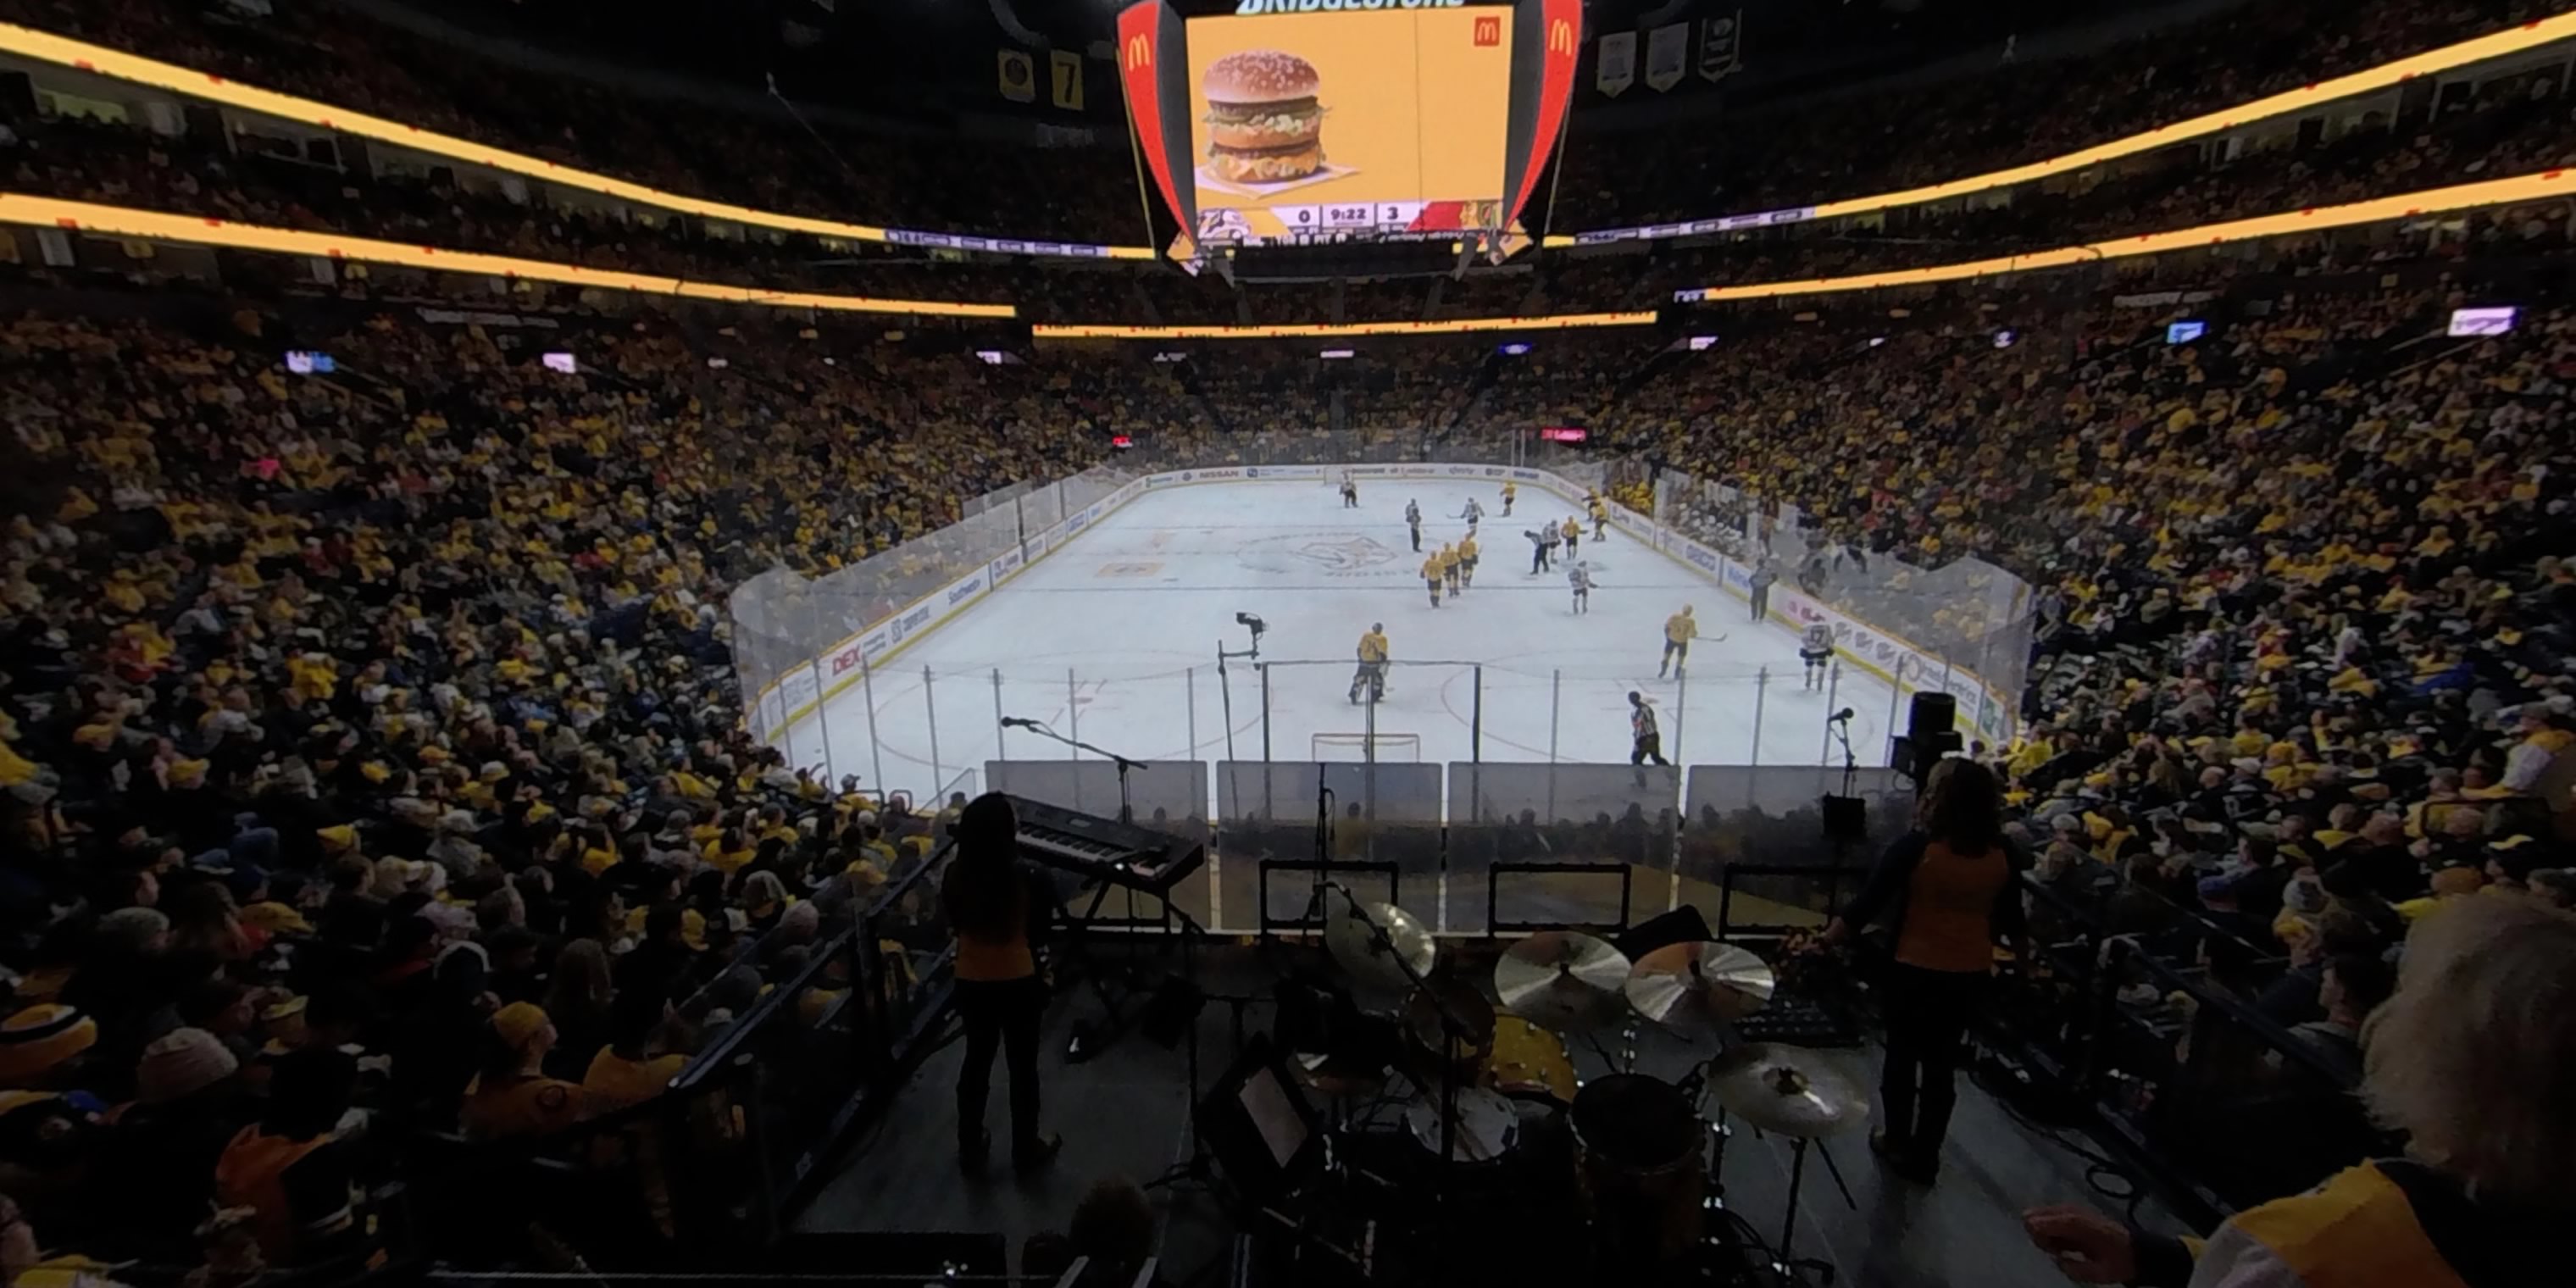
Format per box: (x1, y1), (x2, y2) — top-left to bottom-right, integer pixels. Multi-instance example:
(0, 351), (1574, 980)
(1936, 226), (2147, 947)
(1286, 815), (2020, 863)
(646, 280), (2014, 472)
(1119, 0), (1580, 262)
(1182, 8), (1513, 247)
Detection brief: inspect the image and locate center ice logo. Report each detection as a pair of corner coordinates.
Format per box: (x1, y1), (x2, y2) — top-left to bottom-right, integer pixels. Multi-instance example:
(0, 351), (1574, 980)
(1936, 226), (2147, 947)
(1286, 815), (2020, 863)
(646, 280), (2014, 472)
(1239, 532), (1398, 577)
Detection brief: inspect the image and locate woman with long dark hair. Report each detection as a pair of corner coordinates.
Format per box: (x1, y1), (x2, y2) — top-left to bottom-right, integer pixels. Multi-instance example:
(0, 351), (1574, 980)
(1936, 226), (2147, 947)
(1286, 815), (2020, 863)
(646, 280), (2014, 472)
(1821, 758), (2028, 1185)
(941, 792), (1058, 1173)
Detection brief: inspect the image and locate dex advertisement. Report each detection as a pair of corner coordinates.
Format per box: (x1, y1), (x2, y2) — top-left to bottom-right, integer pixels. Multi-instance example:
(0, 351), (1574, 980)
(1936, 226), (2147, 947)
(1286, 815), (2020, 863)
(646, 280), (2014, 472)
(1183, 6), (1513, 247)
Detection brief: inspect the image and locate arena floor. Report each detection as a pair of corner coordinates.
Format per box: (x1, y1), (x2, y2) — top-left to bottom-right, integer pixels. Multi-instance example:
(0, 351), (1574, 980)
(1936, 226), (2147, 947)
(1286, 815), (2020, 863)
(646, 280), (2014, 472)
(792, 479), (1901, 805)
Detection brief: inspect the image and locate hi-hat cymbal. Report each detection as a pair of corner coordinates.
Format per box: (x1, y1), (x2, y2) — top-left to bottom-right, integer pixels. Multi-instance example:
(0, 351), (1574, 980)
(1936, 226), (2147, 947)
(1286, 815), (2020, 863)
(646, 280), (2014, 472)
(1493, 931), (1633, 1032)
(1702, 1044), (1868, 1138)
(1623, 941), (1776, 1039)
(1324, 888), (1436, 991)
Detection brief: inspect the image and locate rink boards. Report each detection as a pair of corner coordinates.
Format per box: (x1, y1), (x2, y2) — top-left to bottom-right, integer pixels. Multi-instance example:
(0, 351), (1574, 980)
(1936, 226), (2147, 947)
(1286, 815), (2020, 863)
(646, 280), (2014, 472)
(748, 462), (2013, 753)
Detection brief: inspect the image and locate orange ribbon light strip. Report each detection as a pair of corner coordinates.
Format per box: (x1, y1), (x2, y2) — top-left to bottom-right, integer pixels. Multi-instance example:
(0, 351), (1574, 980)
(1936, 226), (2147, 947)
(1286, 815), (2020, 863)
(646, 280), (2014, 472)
(1031, 311), (1658, 340)
(1671, 166), (2576, 303)
(1548, 11), (2576, 247)
(0, 193), (1017, 318)
(0, 21), (1157, 262)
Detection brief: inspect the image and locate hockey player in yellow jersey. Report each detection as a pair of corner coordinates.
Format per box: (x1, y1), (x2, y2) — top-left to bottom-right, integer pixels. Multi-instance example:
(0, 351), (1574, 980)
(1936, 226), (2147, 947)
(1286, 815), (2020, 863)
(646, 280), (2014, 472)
(1562, 515), (1583, 559)
(1457, 532), (1480, 590)
(1500, 480), (1516, 516)
(1587, 495), (1608, 540)
(1420, 552), (1445, 608)
(1437, 542), (1462, 598)
(1350, 622), (1390, 703)
(1660, 604), (1699, 680)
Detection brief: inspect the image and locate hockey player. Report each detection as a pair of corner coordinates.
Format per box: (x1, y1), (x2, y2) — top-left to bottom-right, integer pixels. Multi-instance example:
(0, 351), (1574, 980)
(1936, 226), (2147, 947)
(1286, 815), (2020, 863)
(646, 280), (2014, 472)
(1539, 522), (1563, 572)
(1340, 470), (1359, 508)
(1351, 622), (1390, 703)
(1568, 560), (1594, 614)
(1799, 621), (1835, 691)
(1660, 604), (1698, 680)
(1404, 499), (1423, 552)
(1457, 497), (1485, 526)
(1437, 541), (1462, 599)
(1457, 530), (1480, 590)
(1562, 515), (1582, 559)
(1628, 691), (1670, 767)
(1587, 493), (1609, 540)
(1420, 550), (1445, 608)
(1500, 480), (1516, 516)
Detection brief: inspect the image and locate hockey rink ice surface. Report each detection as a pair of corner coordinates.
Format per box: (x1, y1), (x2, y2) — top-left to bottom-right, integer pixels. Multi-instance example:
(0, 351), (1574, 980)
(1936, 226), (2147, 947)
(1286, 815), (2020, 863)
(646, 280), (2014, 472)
(798, 480), (1900, 801)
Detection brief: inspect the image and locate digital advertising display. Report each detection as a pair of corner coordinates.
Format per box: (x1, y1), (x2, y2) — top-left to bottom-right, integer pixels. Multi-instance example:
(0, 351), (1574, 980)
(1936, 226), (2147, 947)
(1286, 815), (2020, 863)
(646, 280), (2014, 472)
(1184, 7), (1512, 246)
(1118, 0), (1582, 262)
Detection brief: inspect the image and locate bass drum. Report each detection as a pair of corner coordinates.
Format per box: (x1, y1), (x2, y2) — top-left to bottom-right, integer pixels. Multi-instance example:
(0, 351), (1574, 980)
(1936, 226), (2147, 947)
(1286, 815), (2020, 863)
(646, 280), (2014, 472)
(1568, 1074), (1707, 1269)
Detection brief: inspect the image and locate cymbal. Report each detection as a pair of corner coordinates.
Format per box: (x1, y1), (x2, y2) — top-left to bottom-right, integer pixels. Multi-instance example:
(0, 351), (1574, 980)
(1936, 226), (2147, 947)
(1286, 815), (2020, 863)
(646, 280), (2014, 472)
(1493, 930), (1633, 1032)
(1324, 888), (1435, 991)
(1703, 1044), (1868, 1139)
(1624, 941), (1775, 1039)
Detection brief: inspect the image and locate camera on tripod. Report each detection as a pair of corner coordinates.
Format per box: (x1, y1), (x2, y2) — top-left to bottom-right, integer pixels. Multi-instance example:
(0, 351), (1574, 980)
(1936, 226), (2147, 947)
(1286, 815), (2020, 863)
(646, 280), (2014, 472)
(1235, 612), (1266, 635)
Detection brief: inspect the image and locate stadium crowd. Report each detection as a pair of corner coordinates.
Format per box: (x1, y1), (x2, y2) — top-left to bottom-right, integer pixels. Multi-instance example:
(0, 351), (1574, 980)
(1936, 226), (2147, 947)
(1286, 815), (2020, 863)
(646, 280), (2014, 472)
(0, 0), (2570, 1281)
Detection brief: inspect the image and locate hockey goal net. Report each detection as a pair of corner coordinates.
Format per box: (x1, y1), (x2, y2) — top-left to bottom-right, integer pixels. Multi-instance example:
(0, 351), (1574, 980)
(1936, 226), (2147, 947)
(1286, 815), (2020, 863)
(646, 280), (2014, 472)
(1312, 733), (1423, 763)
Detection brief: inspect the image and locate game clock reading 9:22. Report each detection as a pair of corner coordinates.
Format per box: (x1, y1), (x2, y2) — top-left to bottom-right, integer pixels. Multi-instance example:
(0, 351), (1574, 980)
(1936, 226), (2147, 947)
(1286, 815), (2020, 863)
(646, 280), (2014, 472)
(1184, 5), (1513, 247)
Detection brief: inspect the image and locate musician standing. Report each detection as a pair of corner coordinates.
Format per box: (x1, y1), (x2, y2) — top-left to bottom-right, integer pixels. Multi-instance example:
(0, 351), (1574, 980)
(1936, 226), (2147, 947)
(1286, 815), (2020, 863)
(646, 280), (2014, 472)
(944, 792), (1061, 1174)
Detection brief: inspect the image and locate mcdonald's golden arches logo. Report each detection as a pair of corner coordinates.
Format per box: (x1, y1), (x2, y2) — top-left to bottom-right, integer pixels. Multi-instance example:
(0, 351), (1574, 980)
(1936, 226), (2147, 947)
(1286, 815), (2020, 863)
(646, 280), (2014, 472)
(1126, 34), (1152, 69)
(1549, 19), (1575, 55)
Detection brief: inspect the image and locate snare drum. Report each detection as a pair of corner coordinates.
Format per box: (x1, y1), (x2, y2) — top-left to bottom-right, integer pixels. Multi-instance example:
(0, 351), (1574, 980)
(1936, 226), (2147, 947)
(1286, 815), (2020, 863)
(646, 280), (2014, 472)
(1570, 1074), (1707, 1269)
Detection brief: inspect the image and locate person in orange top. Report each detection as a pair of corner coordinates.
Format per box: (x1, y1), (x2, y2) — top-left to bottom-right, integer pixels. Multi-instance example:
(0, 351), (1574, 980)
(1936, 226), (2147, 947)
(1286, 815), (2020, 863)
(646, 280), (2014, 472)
(1820, 758), (2028, 1185)
(214, 1048), (364, 1263)
(942, 792), (1060, 1174)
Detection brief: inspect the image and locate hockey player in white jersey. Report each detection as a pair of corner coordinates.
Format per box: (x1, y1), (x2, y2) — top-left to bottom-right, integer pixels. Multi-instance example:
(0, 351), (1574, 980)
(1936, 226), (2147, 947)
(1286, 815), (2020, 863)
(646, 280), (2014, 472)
(1799, 621), (1835, 690)
(1457, 497), (1484, 525)
(1568, 561), (1594, 614)
(1405, 499), (1423, 552)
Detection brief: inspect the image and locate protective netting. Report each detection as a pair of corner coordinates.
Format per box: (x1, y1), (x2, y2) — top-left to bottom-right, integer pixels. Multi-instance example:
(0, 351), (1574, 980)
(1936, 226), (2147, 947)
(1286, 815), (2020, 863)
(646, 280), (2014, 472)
(1653, 470), (2035, 745)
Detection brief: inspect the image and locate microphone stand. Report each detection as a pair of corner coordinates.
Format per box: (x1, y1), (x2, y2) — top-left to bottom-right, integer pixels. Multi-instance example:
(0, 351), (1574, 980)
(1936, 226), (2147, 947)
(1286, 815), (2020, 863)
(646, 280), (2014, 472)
(1002, 717), (1146, 826)
(1323, 880), (1474, 1258)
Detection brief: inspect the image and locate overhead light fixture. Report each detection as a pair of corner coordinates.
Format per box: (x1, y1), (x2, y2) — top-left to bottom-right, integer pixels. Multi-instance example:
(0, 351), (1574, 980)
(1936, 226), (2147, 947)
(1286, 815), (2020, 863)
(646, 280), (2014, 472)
(1497, 342), (1531, 356)
(1320, 348), (1355, 359)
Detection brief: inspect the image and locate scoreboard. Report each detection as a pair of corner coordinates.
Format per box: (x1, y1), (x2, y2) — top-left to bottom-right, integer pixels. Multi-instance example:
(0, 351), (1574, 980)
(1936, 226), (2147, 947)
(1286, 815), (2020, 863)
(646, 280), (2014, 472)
(1119, 0), (1580, 259)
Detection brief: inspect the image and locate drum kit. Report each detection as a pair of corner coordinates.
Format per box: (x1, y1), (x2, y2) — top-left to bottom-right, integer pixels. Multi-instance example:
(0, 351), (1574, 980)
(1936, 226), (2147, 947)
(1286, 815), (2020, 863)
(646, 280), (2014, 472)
(1307, 886), (1865, 1285)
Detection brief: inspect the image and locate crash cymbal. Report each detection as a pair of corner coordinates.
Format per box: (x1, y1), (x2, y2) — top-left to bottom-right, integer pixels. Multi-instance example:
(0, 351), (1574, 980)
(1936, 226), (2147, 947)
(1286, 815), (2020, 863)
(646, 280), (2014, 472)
(1702, 1044), (1868, 1139)
(1324, 888), (1436, 991)
(1623, 941), (1775, 1039)
(1493, 930), (1633, 1032)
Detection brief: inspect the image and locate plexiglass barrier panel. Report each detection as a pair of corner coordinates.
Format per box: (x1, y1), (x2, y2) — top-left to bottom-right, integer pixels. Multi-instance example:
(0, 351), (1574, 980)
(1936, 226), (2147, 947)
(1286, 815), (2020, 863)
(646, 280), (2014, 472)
(1678, 765), (1918, 930)
(1446, 762), (1679, 933)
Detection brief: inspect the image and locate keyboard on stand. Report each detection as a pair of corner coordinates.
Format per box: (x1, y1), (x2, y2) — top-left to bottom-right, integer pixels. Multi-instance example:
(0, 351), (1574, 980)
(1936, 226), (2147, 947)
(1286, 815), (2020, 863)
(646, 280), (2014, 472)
(1005, 794), (1204, 897)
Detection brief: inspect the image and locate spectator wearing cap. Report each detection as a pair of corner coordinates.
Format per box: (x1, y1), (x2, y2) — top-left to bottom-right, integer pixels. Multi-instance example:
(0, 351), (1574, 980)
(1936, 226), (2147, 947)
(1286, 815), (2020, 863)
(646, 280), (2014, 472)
(458, 1002), (583, 1141)
(2495, 705), (2576, 836)
(101, 1028), (244, 1262)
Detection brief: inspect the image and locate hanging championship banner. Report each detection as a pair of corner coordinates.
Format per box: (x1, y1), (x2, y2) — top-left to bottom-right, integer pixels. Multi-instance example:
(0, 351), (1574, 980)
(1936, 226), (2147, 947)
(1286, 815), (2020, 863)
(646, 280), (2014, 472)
(1699, 11), (1744, 82)
(1596, 30), (1636, 97)
(1645, 23), (1688, 92)
(998, 49), (1036, 103)
(1048, 48), (1085, 110)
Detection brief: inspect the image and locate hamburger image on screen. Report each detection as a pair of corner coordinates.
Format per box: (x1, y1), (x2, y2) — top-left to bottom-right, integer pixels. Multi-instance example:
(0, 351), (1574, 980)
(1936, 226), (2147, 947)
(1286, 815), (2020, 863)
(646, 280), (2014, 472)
(1204, 49), (1324, 184)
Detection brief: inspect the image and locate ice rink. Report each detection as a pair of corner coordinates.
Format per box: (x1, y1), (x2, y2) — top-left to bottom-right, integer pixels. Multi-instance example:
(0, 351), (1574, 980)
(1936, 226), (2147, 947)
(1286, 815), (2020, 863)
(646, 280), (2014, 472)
(790, 478), (1901, 805)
